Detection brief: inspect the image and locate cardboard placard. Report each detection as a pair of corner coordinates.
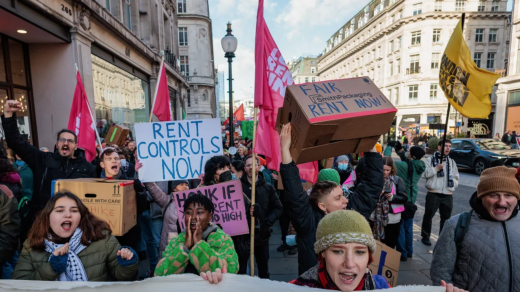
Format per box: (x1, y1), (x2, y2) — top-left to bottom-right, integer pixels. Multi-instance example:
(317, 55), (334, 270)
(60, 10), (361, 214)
(174, 180), (249, 236)
(52, 179), (136, 236)
(369, 240), (401, 287)
(104, 125), (130, 147)
(135, 119), (223, 182)
(276, 77), (397, 164)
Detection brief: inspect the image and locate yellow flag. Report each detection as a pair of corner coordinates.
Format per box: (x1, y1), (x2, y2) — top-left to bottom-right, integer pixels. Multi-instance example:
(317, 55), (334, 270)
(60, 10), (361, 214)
(440, 17), (501, 119)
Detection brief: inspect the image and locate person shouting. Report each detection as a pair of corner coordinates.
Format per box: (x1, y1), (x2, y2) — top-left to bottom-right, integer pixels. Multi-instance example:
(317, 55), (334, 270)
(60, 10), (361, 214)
(279, 124), (384, 276)
(1, 100), (95, 236)
(12, 192), (138, 281)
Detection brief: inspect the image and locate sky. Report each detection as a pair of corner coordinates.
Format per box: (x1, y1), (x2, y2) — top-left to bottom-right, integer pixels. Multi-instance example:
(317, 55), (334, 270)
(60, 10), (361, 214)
(209, 0), (369, 102)
(209, 0), (513, 103)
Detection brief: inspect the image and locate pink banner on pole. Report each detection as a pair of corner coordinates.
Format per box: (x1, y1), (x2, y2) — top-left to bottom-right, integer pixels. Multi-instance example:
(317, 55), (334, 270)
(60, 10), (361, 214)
(174, 180), (249, 236)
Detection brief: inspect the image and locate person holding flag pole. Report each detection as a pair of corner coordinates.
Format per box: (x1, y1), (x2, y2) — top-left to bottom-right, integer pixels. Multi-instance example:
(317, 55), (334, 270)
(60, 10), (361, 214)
(420, 13), (501, 246)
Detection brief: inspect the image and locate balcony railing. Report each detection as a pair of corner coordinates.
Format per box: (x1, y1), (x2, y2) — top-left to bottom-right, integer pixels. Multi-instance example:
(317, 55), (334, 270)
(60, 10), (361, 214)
(164, 48), (177, 70)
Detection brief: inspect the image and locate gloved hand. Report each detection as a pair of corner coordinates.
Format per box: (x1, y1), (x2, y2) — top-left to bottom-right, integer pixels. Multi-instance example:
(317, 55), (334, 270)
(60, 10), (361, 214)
(133, 178), (146, 193)
(394, 141), (403, 152)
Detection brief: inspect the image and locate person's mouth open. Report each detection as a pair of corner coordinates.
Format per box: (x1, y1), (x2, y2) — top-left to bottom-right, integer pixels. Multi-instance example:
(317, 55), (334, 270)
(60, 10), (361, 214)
(61, 220), (72, 232)
(494, 206), (508, 215)
(338, 272), (357, 285)
(190, 221), (197, 230)
(61, 146), (70, 155)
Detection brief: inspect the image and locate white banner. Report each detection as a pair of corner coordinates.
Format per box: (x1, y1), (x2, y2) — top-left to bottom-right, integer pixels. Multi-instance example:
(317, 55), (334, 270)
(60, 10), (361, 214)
(0, 274), (444, 291)
(135, 119), (223, 182)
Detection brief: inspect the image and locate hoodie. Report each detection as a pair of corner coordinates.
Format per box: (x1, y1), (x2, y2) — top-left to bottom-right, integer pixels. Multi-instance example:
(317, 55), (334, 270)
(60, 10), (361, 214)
(394, 150), (426, 203)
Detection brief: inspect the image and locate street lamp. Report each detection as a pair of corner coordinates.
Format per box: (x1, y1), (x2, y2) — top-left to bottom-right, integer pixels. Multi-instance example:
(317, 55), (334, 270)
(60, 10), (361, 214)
(221, 22), (238, 143)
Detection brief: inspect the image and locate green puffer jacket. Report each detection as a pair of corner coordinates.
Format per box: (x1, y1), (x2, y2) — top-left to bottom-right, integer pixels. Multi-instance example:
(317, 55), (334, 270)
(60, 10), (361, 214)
(12, 231), (138, 281)
(394, 150), (426, 203)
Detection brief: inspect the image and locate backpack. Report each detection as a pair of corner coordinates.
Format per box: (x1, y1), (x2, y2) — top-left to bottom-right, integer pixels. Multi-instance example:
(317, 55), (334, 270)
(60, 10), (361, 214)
(454, 210), (473, 252)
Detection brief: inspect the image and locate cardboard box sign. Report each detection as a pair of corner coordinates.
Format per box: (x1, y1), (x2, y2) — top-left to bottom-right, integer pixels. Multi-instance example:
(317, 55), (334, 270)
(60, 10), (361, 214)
(104, 125), (130, 147)
(369, 241), (401, 287)
(52, 179), (137, 236)
(276, 77), (397, 164)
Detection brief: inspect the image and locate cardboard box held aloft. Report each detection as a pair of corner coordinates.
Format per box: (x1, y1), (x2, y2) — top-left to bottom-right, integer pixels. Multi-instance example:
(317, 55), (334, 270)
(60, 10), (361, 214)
(53, 179), (137, 236)
(104, 125), (130, 147)
(369, 241), (401, 287)
(277, 77), (397, 164)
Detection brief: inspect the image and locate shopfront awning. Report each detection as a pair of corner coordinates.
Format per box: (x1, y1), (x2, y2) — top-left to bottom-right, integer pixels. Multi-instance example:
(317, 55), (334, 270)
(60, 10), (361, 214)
(399, 115), (421, 128)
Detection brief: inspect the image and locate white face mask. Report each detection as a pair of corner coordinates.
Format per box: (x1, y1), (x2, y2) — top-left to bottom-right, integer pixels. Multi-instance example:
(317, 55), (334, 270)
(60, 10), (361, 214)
(260, 166), (265, 172)
(120, 159), (128, 167)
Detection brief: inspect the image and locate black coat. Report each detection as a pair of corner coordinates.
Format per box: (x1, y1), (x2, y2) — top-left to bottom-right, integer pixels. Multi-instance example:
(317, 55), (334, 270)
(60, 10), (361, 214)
(386, 176), (408, 213)
(1, 115), (96, 213)
(241, 172), (282, 246)
(280, 152), (384, 276)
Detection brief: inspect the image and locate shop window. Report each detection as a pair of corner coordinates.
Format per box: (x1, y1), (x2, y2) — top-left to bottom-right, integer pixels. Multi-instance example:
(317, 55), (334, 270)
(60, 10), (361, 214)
(509, 91), (520, 105)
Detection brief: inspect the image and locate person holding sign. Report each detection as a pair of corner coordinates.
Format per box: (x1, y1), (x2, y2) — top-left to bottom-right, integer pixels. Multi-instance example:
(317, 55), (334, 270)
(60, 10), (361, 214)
(12, 192), (138, 281)
(279, 124), (384, 276)
(154, 194), (239, 276)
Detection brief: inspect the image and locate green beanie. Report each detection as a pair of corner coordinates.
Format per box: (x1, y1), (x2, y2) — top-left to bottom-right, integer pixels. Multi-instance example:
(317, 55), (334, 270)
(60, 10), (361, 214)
(317, 169), (340, 185)
(314, 210), (376, 254)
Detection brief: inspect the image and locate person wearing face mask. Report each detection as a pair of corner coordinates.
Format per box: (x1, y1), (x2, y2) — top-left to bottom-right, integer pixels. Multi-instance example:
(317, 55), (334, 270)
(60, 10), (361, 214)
(231, 160), (245, 180)
(12, 192), (138, 281)
(117, 150), (135, 179)
(238, 155), (282, 278)
(154, 194), (239, 276)
(201, 156), (233, 186)
(333, 155), (356, 189)
(431, 166), (520, 292)
(280, 124), (384, 276)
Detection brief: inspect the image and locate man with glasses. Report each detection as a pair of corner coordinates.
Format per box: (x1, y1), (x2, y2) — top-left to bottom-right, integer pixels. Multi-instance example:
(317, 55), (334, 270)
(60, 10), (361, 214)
(1, 100), (96, 238)
(420, 139), (459, 246)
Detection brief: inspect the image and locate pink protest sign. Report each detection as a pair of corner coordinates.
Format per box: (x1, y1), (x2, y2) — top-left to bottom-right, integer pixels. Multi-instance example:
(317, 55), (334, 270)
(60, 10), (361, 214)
(174, 180), (249, 236)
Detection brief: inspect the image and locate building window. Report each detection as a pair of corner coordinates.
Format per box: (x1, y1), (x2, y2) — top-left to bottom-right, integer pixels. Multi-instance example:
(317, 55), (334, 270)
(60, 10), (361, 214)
(435, 0), (443, 11)
(397, 36), (402, 49)
(433, 29), (441, 43)
(475, 29), (484, 42)
(430, 84), (439, 100)
(413, 3), (422, 15)
(410, 55), (420, 74)
(478, 1), (485, 11)
(311, 67), (316, 73)
(305, 77), (309, 83)
(390, 40), (394, 52)
(409, 85), (419, 102)
(180, 56), (189, 75)
(179, 27), (188, 46)
(431, 53), (440, 69)
(487, 52), (496, 68)
(399, 10), (403, 18)
(491, 0), (499, 11)
(312, 77), (316, 82)
(489, 29), (498, 42)
(123, 0), (131, 29)
(455, 0), (466, 11)
(474, 52), (482, 67)
(509, 91), (520, 104)
(389, 62), (394, 76)
(392, 14), (396, 23)
(397, 60), (401, 74)
(178, 0), (186, 13)
(105, 0), (111, 12)
(411, 31), (421, 45)
(394, 87), (400, 105)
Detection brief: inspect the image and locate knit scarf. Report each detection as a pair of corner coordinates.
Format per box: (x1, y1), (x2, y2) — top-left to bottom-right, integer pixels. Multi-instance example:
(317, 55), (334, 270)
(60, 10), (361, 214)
(432, 151), (454, 187)
(44, 228), (88, 281)
(372, 180), (392, 241)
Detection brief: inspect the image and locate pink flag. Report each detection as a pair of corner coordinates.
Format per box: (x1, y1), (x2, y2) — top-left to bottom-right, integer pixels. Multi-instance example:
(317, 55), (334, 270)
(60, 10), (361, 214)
(67, 71), (97, 162)
(253, 0), (318, 183)
(152, 60), (173, 121)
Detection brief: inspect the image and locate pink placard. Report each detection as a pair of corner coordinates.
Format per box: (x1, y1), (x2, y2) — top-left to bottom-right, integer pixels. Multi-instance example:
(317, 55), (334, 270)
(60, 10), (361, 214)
(174, 180), (249, 236)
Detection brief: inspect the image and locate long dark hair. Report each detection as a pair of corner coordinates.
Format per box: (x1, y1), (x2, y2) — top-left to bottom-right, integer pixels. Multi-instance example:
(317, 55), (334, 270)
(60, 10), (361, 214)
(203, 155), (230, 186)
(28, 192), (111, 251)
(0, 157), (19, 184)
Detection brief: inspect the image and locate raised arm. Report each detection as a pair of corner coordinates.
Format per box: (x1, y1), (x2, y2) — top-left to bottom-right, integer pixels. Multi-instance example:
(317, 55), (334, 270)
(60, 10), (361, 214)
(144, 182), (170, 209)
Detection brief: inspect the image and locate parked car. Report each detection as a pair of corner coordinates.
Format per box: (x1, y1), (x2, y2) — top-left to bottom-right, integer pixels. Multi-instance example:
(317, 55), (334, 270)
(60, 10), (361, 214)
(450, 139), (520, 175)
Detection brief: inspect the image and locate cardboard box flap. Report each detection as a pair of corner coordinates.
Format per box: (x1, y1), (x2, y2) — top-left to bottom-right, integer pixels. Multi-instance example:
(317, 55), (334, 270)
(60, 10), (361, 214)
(302, 124), (338, 147)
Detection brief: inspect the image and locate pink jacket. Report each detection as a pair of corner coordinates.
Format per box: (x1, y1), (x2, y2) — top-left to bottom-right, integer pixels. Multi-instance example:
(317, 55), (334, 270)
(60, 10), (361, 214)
(144, 182), (179, 257)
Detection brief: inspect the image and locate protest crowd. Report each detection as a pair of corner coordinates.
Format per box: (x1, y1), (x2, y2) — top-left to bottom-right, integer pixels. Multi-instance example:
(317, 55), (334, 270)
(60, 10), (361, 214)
(1, 5), (520, 292)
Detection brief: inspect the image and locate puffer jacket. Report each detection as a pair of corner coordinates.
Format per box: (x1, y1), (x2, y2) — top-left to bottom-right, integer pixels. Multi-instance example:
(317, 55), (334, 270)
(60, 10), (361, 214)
(422, 155), (459, 195)
(431, 192), (520, 292)
(0, 188), (20, 277)
(280, 152), (384, 276)
(12, 231), (138, 281)
(144, 182), (178, 257)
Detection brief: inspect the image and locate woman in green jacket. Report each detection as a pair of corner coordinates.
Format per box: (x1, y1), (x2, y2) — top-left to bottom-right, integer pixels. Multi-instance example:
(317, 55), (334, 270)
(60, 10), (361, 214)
(155, 193), (239, 276)
(12, 192), (138, 281)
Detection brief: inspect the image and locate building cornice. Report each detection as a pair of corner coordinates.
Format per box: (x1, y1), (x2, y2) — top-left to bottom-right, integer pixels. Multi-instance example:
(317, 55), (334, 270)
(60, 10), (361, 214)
(318, 11), (510, 75)
(178, 13), (212, 23)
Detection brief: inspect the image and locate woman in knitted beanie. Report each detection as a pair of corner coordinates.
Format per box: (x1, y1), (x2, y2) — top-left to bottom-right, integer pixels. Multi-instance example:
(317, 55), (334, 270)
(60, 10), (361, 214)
(291, 210), (467, 292)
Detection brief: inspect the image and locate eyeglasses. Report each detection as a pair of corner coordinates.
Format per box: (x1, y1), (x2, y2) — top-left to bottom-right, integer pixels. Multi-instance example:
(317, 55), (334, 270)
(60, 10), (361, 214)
(58, 138), (76, 144)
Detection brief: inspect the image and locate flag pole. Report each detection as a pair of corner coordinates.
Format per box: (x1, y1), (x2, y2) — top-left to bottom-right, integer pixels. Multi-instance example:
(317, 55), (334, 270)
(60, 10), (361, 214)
(149, 58), (165, 122)
(250, 106), (258, 276)
(75, 64), (103, 151)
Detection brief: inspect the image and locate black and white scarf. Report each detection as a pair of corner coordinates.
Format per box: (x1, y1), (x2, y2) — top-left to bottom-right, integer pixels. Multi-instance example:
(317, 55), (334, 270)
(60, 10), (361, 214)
(432, 151), (454, 188)
(44, 228), (88, 281)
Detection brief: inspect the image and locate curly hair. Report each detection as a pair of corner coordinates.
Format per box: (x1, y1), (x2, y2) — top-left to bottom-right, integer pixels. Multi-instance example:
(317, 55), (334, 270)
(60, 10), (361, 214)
(203, 155), (231, 186)
(28, 192), (111, 251)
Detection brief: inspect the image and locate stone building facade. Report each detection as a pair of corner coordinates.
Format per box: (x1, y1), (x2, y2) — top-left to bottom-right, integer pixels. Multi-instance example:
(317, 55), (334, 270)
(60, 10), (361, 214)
(318, 0), (510, 139)
(289, 55), (320, 85)
(0, 0), (191, 149)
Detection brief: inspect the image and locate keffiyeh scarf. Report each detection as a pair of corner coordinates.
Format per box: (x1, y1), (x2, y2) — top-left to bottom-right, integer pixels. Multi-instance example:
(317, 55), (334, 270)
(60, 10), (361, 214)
(44, 228), (88, 281)
(432, 151), (454, 187)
